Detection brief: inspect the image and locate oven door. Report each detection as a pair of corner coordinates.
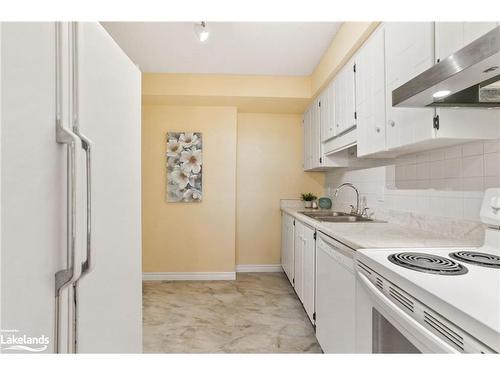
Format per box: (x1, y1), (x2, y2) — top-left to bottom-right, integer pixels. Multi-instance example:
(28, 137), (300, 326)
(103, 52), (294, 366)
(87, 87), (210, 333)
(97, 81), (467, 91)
(355, 272), (459, 353)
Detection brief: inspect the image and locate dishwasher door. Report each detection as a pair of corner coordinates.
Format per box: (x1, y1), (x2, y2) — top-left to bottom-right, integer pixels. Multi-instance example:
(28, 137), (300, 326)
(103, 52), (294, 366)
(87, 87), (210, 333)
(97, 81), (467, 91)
(315, 233), (356, 353)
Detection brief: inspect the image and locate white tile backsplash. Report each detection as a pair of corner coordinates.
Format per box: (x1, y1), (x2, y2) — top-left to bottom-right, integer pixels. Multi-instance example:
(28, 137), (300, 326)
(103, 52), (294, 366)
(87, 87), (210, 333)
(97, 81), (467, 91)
(325, 139), (500, 223)
(484, 152), (500, 176)
(462, 141), (484, 157)
(462, 155), (484, 177)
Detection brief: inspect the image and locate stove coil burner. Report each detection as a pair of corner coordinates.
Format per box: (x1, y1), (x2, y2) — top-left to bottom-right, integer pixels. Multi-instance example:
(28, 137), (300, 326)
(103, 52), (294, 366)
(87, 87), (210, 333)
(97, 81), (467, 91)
(388, 252), (468, 275)
(449, 251), (500, 269)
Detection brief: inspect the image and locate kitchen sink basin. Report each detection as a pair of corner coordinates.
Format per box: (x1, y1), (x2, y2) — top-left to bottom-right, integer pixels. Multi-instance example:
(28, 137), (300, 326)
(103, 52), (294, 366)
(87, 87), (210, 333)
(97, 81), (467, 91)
(319, 216), (375, 223)
(298, 211), (384, 223)
(298, 211), (348, 218)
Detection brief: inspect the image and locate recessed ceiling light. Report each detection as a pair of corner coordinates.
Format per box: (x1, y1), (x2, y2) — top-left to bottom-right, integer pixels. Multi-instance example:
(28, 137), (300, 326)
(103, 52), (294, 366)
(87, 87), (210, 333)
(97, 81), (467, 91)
(194, 22), (210, 42)
(433, 90), (451, 99)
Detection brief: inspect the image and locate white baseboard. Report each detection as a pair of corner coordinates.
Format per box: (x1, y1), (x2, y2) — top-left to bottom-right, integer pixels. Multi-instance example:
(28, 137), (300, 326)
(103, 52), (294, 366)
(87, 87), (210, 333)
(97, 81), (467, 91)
(236, 264), (284, 273)
(142, 272), (236, 281)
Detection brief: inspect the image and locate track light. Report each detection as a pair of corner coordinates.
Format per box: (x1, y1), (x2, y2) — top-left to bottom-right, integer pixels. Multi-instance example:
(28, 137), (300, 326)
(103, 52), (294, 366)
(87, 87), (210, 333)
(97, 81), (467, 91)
(194, 22), (210, 42)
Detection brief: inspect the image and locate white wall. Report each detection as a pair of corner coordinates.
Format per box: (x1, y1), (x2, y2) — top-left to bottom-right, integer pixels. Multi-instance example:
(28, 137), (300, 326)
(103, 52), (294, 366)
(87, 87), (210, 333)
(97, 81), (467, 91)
(326, 139), (500, 222)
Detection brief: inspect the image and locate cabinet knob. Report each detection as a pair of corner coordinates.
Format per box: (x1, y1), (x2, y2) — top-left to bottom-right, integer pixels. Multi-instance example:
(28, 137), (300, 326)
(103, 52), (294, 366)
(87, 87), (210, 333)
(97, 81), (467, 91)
(336, 124), (340, 128)
(375, 127), (381, 133)
(389, 120), (395, 127)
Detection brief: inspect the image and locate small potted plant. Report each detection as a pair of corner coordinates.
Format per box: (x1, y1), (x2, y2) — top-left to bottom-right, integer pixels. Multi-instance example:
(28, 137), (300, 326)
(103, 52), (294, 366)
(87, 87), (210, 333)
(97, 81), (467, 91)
(301, 193), (317, 209)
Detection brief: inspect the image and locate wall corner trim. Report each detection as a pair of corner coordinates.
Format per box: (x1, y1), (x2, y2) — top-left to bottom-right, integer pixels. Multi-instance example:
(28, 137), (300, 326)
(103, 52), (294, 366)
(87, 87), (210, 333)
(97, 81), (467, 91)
(142, 272), (236, 281)
(235, 264), (284, 273)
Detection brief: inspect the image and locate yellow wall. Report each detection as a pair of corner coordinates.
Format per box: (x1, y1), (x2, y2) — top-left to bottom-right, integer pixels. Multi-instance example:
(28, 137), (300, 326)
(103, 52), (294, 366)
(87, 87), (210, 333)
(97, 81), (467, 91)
(236, 113), (324, 265)
(142, 73), (311, 114)
(142, 105), (237, 272)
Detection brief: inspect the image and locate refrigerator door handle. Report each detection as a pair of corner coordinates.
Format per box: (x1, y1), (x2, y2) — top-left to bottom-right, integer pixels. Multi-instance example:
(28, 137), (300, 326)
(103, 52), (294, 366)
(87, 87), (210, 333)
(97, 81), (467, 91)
(54, 21), (86, 354)
(75, 131), (93, 277)
(71, 22), (94, 279)
(54, 21), (84, 308)
(54, 122), (84, 293)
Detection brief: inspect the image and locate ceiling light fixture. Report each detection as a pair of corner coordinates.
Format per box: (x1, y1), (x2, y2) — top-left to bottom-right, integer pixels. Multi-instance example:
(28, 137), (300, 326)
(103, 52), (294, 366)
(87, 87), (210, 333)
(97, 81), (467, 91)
(194, 21), (210, 42)
(433, 90), (452, 99)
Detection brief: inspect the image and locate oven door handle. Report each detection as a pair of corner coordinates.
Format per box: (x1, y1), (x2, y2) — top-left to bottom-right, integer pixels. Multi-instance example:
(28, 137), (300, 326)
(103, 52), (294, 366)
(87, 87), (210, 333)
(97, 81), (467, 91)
(357, 272), (459, 353)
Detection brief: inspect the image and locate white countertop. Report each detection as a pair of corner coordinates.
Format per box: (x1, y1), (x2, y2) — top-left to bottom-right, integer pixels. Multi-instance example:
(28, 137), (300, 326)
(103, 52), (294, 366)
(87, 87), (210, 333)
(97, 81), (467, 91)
(282, 208), (483, 250)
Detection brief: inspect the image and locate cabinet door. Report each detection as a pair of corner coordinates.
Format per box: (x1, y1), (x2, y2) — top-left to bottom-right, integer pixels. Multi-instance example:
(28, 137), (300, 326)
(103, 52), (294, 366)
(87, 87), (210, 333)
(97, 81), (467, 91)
(328, 81), (336, 140)
(311, 98), (322, 168)
(320, 83), (336, 142)
(435, 22), (499, 62)
(463, 22), (498, 45)
(319, 87), (331, 142)
(293, 222), (304, 301)
(344, 59), (357, 133)
(281, 213), (294, 284)
(435, 22), (463, 62)
(302, 225), (316, 323)
(281, 214), (288, 278)
(385, 22), (435, 150)
(435, 22), (500, 141)
(335, 61), (356, 134)
(356, 26), (386, 157)
(303, 108), (311, 170)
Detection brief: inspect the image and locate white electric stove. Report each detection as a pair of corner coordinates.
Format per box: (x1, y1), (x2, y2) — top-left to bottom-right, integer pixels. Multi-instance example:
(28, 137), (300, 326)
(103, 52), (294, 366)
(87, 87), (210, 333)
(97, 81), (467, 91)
(355, 188), (500, 354)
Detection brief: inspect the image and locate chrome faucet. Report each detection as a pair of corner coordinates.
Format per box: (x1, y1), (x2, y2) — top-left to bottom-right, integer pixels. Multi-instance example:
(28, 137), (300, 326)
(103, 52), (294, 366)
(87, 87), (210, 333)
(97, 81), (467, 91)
(333, 183), (361, 216)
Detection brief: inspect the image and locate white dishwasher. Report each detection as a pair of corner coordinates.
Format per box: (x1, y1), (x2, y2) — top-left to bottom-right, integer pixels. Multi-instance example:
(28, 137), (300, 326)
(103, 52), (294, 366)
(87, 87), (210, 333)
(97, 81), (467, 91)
(316, 232), (356, 353)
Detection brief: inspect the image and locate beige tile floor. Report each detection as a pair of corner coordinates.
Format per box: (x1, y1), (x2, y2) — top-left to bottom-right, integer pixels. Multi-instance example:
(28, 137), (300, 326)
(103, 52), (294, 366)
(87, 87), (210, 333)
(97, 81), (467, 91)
(143, 272), (322, 353)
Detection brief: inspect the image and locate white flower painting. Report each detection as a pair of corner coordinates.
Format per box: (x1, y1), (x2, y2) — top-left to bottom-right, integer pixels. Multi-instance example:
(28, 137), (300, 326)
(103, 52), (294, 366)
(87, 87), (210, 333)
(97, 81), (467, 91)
(167, 132), (203, 202)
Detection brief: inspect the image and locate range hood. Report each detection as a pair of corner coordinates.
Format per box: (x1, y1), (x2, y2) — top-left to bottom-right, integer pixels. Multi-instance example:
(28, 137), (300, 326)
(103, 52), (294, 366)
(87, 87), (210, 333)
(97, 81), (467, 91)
(393, 25), (500, 108)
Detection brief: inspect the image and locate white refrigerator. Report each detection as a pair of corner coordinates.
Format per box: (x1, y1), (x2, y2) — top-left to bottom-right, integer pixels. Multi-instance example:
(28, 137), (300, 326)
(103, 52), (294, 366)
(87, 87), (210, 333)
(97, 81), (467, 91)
(0, 22), (142, 353)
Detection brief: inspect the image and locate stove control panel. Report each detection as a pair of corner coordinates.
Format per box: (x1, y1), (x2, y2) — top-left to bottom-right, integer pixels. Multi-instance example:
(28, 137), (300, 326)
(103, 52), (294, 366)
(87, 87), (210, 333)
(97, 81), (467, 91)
(481, 188), (500, 226)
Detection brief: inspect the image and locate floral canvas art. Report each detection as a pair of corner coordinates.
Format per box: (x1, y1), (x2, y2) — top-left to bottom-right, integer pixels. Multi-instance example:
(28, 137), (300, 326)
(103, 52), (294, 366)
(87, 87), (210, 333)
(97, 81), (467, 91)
(166, 132), (203, 202)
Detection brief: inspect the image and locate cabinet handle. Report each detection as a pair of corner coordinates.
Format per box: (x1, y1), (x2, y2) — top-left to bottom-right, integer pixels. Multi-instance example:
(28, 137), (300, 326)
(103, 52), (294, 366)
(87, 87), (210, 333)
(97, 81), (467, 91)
(389, 120), (395, 127)
(375, 127), (380, 133)
(336, 124), (340, 128)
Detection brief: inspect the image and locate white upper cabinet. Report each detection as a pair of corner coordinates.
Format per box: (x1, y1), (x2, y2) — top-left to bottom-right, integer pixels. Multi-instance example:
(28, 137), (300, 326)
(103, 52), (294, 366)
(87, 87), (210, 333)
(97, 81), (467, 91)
(355, 26), (386, 157)
(434, 22), (500, 142)
(304, 22), (500, 165)
(304, 91), (351, 171)
(302, 107), (312, 170)
(385, 22), (436, 151)
(303, 98), (324, 170)
(435, 22), (499, 62)
(320, 81), (335, 142)
(334, 58), (357, 135)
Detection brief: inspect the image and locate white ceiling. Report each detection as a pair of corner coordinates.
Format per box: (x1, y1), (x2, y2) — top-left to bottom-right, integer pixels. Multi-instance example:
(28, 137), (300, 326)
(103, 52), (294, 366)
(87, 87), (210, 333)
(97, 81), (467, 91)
(101, 22), (342, 75)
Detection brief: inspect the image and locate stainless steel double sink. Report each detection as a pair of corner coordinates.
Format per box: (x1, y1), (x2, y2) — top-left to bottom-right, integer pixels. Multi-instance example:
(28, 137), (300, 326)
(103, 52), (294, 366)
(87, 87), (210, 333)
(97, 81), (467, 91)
(298, 211), (384, 223)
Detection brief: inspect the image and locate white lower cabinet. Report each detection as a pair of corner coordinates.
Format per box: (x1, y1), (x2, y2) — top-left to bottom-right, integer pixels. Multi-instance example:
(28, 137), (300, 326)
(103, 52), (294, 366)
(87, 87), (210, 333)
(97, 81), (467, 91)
(293, 219), (316, 324)
(282, 215), (357, 351)
(315, 233), (356, 353)
(281, 213), (295, 284)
